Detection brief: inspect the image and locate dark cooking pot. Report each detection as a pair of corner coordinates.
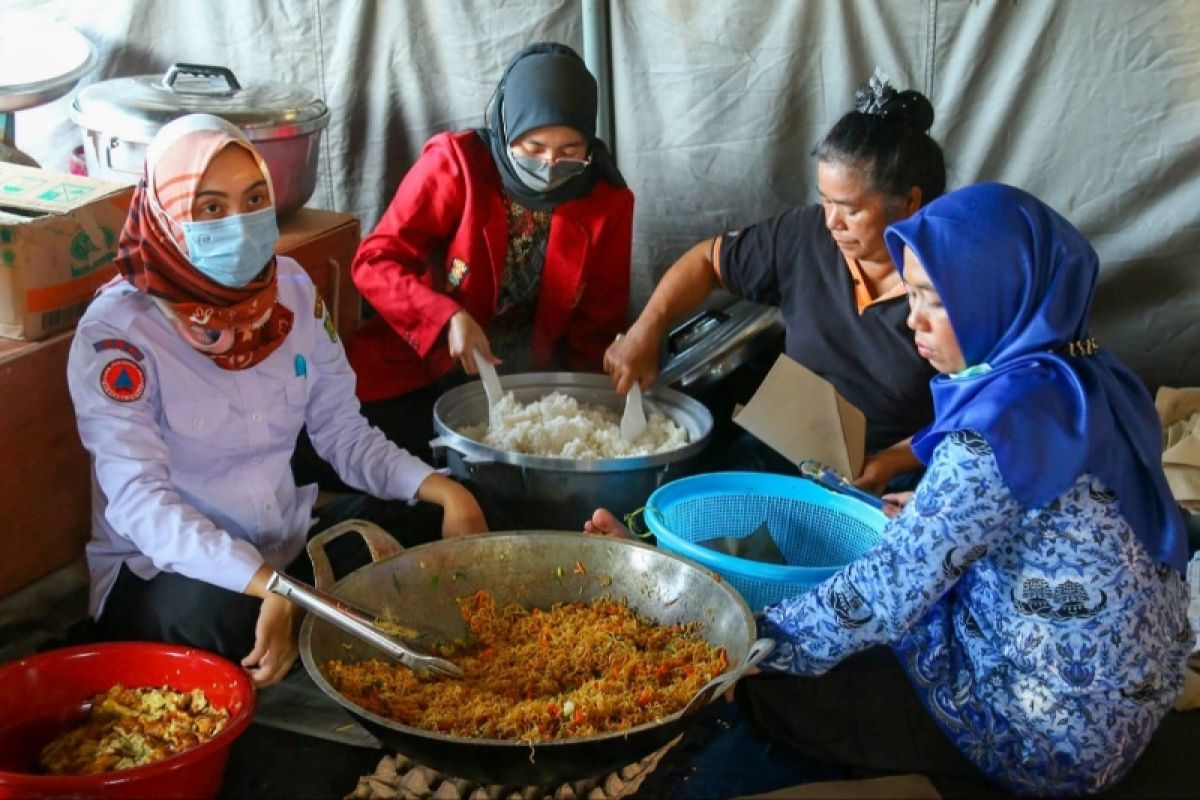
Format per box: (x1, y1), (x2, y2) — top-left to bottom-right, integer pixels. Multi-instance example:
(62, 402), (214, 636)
(69, 63), (328, 216)
(297, 522), (765, 786)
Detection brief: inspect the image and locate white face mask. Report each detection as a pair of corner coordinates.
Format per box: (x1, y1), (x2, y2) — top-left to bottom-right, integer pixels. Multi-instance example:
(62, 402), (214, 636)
(179, 207), (278, 287)
(506, 148), (590, 193)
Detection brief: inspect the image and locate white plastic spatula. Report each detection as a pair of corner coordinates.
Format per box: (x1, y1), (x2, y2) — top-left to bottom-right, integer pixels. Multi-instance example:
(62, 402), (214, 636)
(620, 382), (647, 442)
(473, 348), (502, 422)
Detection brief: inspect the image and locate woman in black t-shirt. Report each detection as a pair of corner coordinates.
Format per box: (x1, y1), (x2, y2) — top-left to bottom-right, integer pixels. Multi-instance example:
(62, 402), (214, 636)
(606, 70), (945, 493)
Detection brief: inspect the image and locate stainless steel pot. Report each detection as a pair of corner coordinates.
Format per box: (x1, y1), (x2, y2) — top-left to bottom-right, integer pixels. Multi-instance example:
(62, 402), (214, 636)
(298, 522), (763, 786)
(69, 63), (328, 216)
(431, 372), (714, 531)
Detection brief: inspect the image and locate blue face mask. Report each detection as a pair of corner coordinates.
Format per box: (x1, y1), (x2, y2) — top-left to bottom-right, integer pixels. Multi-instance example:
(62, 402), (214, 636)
(180, 207), (279, 288)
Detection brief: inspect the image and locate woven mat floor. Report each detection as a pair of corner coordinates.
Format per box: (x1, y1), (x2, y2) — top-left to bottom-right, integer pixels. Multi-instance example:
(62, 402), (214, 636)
(346, 735), (680, 800)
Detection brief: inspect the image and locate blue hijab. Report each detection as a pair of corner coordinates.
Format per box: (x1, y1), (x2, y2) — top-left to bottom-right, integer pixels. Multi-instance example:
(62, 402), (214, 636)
(884, 183), (1185, 573)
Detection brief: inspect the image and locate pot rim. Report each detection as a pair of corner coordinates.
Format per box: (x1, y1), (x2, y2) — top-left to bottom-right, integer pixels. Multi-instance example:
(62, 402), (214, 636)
(431, 372), (714, 472)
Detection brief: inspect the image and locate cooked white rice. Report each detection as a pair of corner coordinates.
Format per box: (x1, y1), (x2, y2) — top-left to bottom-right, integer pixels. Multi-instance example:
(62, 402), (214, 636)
(459, 390), (689, 458)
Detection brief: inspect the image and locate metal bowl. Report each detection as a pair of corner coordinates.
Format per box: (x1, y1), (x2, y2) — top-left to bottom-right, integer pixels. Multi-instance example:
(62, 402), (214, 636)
(0, 11), (96, 114)
(299, 527), (757, 786)
(431, 372), (713, 531)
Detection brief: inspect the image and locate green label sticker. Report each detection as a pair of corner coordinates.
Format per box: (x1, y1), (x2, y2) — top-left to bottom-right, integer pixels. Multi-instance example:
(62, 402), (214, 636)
(68, 225), (119, 278)
(37, 183), (95, 204)
(0, 176), (45, 195)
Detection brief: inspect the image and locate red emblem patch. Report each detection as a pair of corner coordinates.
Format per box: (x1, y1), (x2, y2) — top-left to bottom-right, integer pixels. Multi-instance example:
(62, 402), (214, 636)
(100, 358), (146, 402)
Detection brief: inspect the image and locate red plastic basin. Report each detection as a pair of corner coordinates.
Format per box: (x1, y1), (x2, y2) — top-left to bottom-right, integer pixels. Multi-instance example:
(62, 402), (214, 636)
(0, 642), (256, 799)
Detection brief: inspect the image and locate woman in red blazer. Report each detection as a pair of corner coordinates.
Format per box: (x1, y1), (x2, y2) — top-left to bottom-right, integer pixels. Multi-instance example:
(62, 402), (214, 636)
(343, 42), (634, 462)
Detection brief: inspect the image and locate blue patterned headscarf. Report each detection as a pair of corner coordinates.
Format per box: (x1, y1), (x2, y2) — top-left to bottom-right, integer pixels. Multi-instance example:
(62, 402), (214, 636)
(884, 183), (1185, 573)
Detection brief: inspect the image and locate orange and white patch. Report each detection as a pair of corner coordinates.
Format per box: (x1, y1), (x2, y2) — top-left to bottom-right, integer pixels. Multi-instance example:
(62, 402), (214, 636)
(99, 358), (147, 402)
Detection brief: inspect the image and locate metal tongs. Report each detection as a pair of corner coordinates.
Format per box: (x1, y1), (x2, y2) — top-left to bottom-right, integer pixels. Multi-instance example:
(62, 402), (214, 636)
(798, 460), (886, 510)
(266, 571), (463, 679)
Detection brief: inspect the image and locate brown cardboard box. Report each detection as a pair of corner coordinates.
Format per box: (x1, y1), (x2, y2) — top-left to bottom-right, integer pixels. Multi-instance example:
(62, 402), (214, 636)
(0, 330), (89, 598)
(1155, 385), (1200, 513)
(0, 163), (134, 341)
(732, 353), (866, 479)
(276, 207), (363, 340)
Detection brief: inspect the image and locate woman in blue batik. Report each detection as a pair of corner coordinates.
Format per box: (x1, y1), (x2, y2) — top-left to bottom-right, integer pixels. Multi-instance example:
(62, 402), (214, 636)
(736, 183), (1193, 796)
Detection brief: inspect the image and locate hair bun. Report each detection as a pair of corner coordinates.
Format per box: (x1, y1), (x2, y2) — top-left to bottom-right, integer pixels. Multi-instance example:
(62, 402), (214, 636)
(853, 68), (935, 132)
(881, 90), (934, 132)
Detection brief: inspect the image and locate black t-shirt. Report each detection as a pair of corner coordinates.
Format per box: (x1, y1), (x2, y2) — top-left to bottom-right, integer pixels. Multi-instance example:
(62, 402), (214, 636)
(719, 204), (936, 453)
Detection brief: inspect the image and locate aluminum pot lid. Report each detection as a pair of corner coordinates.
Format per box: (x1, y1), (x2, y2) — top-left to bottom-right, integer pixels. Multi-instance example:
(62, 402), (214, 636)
(657, 296), (784, 389)
(70, 62), (329, 142)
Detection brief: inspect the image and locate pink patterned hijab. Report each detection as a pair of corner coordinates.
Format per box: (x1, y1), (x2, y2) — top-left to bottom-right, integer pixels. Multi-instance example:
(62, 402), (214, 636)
(114, 113), (292, 370)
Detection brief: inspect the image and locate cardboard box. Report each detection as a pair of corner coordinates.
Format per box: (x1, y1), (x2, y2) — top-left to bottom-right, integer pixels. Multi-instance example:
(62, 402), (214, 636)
(732, 353), (866, 479)
(0, 163), (134, 341)
(1156, 385), (1200, 513)
(0, 330), (91, 597)
(276, 207), (363, 340)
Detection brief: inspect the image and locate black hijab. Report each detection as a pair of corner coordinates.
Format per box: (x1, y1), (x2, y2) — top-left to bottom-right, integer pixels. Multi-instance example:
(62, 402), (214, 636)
(476, 42), (626, 211)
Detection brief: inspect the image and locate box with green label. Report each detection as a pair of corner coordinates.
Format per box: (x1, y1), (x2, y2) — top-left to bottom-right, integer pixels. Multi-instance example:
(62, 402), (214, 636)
(0, 163), (134, 340)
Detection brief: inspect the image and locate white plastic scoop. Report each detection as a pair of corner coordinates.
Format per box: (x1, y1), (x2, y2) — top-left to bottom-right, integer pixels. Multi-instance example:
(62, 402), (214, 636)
(473, 348), (503, 422)
(620, 382), (647, 442)
(612, 333), (647, 442)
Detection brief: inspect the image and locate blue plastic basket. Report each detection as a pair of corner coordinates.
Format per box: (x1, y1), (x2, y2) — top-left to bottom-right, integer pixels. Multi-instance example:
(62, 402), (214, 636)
(644, 471), (887, 610)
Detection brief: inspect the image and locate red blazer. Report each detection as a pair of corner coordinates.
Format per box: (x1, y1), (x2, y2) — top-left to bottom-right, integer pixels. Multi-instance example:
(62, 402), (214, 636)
(347, 131), (635, 402)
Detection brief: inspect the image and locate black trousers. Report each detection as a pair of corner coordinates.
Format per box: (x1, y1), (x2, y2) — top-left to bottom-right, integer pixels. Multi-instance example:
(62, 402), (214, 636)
(94, 494), (444, 663)
(734, 647), (985, 781)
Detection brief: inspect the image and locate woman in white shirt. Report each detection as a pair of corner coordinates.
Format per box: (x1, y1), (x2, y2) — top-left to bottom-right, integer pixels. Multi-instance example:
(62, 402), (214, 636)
(67, 114), (487, 687)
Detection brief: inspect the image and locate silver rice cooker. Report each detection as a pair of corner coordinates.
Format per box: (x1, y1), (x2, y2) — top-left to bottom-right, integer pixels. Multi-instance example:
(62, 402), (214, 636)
(69, 63), (329, 216)
(657, 294), (784, 390)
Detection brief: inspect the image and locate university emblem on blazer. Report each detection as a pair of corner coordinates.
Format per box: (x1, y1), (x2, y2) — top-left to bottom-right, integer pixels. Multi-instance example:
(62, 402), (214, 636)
(99, 358), (146, 402)
(446, 258), (470, 292)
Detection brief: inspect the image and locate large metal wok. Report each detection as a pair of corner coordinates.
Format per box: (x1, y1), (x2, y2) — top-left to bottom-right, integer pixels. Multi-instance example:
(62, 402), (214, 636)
(298, 522), (765, 787)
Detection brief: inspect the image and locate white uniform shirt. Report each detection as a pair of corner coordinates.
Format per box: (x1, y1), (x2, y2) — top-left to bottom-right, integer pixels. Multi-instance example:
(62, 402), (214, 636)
(67, 258), (435, 617)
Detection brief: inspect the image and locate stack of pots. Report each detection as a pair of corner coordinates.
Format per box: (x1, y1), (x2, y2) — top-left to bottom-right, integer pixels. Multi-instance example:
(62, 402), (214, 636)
(69, 63), (329, 216)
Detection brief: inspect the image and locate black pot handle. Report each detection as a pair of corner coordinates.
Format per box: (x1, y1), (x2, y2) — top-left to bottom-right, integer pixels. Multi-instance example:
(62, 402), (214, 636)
(162, 63), (242, 93)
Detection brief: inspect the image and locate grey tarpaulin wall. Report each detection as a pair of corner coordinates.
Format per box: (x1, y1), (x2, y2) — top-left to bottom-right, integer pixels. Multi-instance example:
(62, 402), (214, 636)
(10, 0), (1200, 390)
